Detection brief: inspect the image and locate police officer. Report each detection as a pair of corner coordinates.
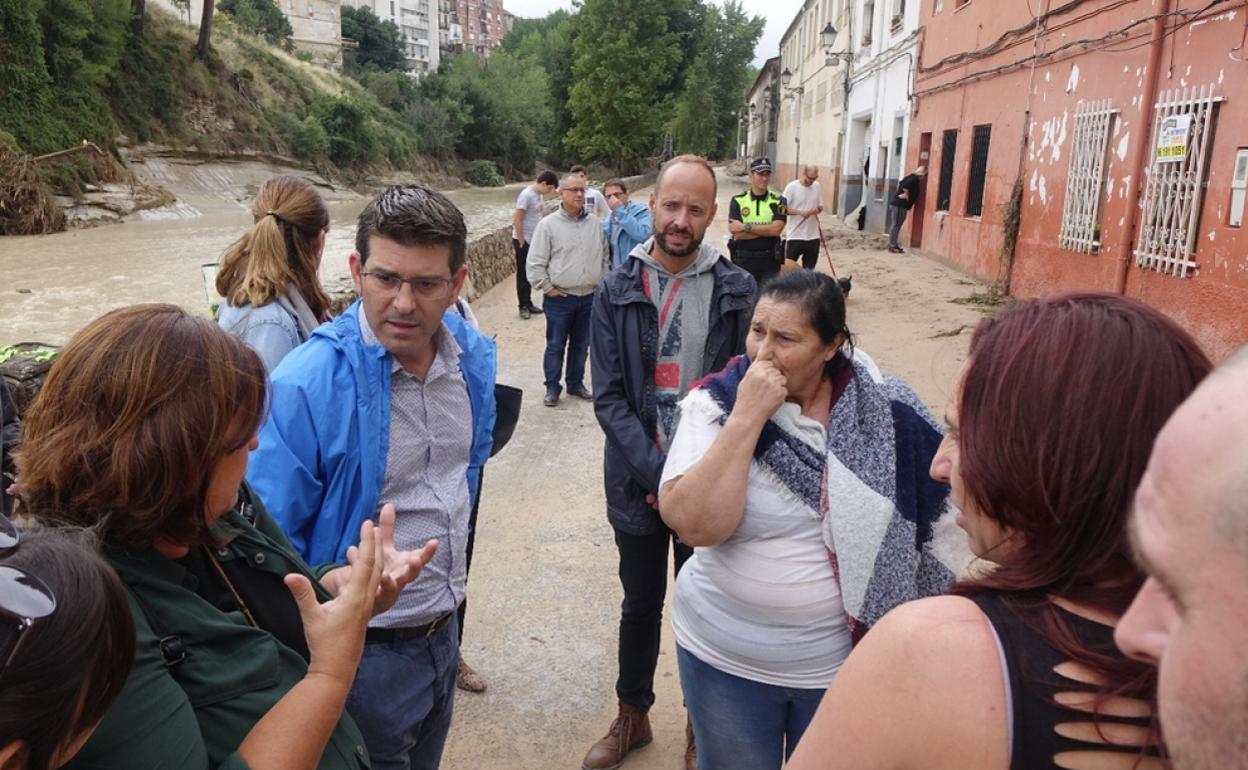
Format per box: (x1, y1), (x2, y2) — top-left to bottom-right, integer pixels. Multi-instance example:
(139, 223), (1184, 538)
(727, 158), (787, 286)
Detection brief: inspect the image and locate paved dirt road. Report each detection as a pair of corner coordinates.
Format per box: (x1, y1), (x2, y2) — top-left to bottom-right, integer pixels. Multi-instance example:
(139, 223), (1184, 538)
(442, 169), (994, 769)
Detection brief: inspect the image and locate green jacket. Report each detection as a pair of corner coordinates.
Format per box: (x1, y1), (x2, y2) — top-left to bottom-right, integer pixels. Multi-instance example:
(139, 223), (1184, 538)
(66, 486), (369, 770)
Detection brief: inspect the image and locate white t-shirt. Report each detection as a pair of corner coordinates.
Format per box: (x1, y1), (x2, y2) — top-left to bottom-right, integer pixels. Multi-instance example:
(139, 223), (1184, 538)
(782, 180), (823, 241)
(513, 186), (545, 242)
(660, 395), (853, 689)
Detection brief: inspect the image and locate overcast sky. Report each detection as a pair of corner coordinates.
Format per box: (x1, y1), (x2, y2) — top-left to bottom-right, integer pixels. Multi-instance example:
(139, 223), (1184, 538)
(503, 0), (803, 68)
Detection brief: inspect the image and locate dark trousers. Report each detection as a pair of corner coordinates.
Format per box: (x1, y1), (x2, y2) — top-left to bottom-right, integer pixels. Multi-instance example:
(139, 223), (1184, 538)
(888, 204), (909, 248)
(614, 524), (694, 712)
(513, 239), (534, 310)
(732, 247), (781, 288)
(785, 239), (820, 270)
(542, 292), (593, 391)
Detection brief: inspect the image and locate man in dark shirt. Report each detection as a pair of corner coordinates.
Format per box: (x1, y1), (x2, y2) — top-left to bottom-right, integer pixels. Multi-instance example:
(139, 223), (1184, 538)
(888, 165), (927, 253)
(728, 158), (787, 286)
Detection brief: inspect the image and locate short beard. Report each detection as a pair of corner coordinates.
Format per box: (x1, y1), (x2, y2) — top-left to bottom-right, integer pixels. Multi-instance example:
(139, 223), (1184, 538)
(655, 228), (701, 258)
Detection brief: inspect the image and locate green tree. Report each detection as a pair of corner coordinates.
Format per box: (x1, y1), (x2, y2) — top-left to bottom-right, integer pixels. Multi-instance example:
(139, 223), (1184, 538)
(427, 50), (551, 175)
(503, 9), (574, 165)
(341, 5), (407, 73)
(0, 0), (56, 151)
(669, 57), (719, 156)
(566, 0), (681, 173)
(671, 1), (763, 158)
(219, 0), (293, 46)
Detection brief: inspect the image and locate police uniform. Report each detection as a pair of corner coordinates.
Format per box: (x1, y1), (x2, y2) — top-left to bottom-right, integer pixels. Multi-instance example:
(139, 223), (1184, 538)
(728, 187), (787, 287)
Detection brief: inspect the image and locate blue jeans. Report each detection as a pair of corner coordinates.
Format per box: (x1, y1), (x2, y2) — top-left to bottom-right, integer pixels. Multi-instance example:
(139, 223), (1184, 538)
(677, 645), (825, 770)
(346, 615), (459, 770)
(542, 292), (593, 390)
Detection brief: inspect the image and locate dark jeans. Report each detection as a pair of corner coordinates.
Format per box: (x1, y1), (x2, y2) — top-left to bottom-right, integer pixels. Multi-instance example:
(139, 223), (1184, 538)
(614, 524), (694, 712)
(785, 239), (820, 270)
(347, 615), (459, 770)
(888, 204), (909, 248)
(513, 239), (535, 310)
(542, 292), (593, 391)
(732, 247), (781, 288)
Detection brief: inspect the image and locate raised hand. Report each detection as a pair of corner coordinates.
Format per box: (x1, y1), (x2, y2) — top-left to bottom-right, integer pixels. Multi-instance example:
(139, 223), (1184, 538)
(732, 359), (788, 428)
(322, 504), (439, 616)
(363, 503), (437, 616)
(285, 519), (384, 685)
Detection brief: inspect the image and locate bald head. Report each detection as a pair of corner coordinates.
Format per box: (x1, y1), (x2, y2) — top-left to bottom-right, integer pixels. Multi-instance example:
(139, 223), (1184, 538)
(655, 154), (717, 200)
(1151, 344), (1248, 552)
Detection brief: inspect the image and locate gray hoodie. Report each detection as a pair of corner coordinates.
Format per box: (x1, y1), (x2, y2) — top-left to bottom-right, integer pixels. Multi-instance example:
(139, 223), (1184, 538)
(631, 238), (721, 452)
(526, 204), (610, 296)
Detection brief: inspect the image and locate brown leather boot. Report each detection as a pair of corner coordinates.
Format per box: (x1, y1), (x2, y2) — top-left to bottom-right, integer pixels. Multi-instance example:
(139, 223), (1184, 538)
(684, 718), (697, 770)
(581, 701), (653, 770)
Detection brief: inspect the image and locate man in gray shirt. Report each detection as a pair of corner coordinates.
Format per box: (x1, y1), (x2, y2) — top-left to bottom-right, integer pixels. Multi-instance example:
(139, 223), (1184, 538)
(249, 186), (498, 770)
(512, 170), (558, 319)
(527, 172), (610, 407)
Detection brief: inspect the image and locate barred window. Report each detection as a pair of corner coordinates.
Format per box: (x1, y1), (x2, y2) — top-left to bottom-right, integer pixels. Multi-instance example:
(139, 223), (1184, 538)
(1135, 84), (1221, 278)
(1059, 99), (1116, 253)
(965, 124), (991, 217)
(937, 129), (957, 211)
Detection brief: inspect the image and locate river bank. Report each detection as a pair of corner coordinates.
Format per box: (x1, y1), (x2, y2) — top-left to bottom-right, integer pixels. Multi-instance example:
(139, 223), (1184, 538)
(0, 162), (655, 345)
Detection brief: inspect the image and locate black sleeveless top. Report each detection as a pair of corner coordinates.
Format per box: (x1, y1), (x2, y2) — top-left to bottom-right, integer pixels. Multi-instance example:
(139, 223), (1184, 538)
(970, 592), (1160, 770)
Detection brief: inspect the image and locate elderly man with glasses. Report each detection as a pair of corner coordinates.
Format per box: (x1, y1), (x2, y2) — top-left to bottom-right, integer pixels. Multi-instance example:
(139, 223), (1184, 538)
(248, 185), (498, 770)
(527, 172), (611, 407)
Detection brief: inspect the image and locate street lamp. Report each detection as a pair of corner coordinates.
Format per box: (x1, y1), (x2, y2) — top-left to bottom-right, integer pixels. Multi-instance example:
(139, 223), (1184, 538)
(821, 22), (852, 65)
(780, 67), (804, 173)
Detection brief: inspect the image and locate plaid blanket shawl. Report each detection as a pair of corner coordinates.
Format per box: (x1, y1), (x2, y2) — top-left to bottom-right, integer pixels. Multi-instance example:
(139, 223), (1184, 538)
(691, 350), (970, 644)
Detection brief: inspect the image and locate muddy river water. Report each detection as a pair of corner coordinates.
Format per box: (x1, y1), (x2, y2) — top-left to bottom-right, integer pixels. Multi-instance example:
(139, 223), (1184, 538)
(0, 181), (526, 345)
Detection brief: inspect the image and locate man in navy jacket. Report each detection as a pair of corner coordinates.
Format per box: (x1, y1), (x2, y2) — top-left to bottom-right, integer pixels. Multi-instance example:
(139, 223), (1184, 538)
(586, 155), (754, 770)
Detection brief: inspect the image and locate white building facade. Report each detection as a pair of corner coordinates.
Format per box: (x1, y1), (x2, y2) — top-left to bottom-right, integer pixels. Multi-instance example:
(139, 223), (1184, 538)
(343, 0), (439, 75)
(151, 0), (343, 67)
(775, 0), (852, 212)
(744, 57), (779, 166)
(839, 0), (918, 226)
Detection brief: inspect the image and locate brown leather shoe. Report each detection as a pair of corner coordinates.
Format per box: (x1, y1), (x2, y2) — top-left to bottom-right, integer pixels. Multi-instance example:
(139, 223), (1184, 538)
(456, 655), (486, 693)
(581, 702), (653, 770)
(684, 718), (697, 770)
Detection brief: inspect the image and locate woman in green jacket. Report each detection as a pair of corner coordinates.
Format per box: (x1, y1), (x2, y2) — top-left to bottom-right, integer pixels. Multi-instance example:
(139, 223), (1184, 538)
(15, 304), (436, 770)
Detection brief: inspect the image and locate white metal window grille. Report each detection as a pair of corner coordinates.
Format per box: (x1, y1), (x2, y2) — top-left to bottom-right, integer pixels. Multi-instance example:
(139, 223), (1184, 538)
(1134, 84), (1220, 278)
(1059, 99), (1116, 253)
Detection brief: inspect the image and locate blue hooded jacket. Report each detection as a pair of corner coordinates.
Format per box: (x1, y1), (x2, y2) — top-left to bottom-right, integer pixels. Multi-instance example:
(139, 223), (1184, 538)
(247, 300), (497, 565)
(604, 200), (653, 269)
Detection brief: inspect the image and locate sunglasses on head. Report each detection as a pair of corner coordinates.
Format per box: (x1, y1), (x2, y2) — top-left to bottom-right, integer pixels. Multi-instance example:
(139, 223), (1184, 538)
(0, 515), (58, 683)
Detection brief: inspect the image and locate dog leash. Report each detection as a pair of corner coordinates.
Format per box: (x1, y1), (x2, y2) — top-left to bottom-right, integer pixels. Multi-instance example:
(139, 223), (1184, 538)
(807, 215), (840, 279)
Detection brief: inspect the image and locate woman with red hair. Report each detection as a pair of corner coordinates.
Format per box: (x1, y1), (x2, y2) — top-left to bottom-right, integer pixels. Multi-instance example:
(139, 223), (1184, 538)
(788, 293), (1211, 770)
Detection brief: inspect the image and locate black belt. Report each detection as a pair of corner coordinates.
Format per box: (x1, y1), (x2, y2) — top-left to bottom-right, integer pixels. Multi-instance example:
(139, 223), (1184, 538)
(365, 612), (453, 643)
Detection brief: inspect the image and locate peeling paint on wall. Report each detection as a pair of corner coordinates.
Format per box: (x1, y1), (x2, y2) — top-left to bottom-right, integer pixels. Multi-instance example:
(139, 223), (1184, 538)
(1116, 132), (1131, 161)
(1036, 113), (1070, 164)
(1066, 64), (1080, 93)
(1038, 175), (1048, 205)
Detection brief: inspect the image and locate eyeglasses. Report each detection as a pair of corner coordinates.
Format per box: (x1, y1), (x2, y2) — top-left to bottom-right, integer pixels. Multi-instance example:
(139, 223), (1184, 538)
(0, 515), (57, 683)
(361, 271), (453, 298)
(605, 191), (626, 200)
(562, 187), (587, 195)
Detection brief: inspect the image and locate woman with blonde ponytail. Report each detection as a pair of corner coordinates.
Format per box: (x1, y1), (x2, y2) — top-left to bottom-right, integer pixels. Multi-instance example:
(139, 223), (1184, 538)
(217, 176), (332, 372)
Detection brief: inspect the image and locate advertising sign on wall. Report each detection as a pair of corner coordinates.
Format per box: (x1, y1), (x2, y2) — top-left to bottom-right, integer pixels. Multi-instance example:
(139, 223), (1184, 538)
(1155, 114), (1192, 163)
